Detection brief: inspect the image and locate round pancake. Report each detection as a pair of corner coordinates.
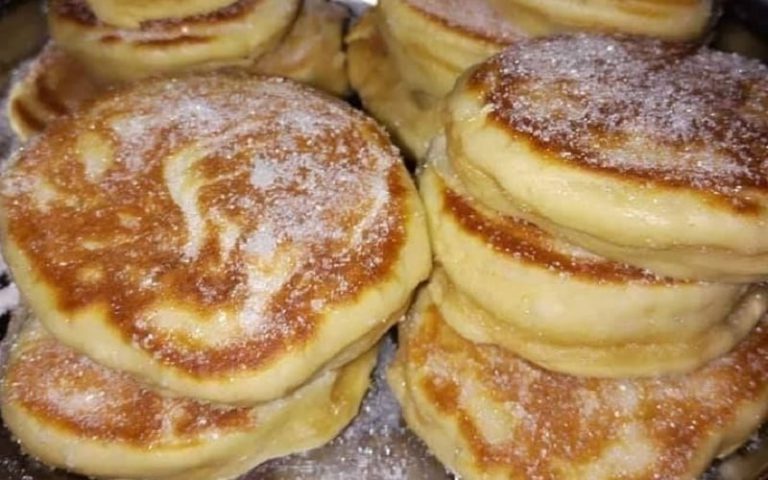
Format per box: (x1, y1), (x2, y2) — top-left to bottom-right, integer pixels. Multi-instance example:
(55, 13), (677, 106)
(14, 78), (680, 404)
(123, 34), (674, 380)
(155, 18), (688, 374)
(5, 43), (103, 141)
(0, 73), (431, 405)
(389, 290), (768, 480)
(85, 0), (237, 28)
(347, 12), (442, 160)
(430, 268), (767, 378)
(376, 0), (522, 100)
(1, 311), (376, 480)
(447, 35), (768, 282)
(48, 0), (300, 83)
(8, 3), (348, 143)
(486, 0), (714, 40)
(420, 142), (768, 376)
(253, 0), (350, 97)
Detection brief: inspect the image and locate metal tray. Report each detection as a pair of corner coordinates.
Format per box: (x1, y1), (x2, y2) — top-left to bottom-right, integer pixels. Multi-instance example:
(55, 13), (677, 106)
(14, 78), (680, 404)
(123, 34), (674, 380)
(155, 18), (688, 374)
(0, 1), (766, 478)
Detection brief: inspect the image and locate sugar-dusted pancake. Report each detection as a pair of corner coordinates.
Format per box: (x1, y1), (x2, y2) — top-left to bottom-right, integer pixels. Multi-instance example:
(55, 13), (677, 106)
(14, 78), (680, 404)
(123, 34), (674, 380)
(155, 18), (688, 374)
(85, 0), (237, 28)
(5, 43), (102, 141)
(0, 73), (430, 404)
(419, 140), (768, 376)
(1, 311), (376, 480)
(347, 12), (441, 160)
(486, 0), (714, 40)
(447, 35), (768, 282)
(253, 0), (350, 97)
(376, 0), (522, 100)
(48, 0), (300, 83)
(389, 290), (768, 480)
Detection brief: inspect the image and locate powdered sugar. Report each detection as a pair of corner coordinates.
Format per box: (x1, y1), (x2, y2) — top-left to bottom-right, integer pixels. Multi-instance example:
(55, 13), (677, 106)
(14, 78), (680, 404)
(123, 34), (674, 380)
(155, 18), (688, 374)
(474, 35), (768, 192)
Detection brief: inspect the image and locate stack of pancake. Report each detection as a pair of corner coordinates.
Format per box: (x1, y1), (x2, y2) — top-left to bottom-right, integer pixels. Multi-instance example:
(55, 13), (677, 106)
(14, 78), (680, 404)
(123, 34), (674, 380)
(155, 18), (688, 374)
(390, 35), (768, 479)
(346, 0), (716, 160)
(7, 0), (351, 140)
(0, 72), (430, 479)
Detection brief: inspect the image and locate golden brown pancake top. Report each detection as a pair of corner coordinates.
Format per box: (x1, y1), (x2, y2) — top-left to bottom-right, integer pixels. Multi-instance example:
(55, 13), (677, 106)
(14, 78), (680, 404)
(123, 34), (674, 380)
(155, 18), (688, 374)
(0, 73), (407, 377)
(408, 303), (768, 479)
(403, 0), (523, 44)
(3, 321), (256, 445)
(440, 179), (675, 285)
(466, 35), (768, 209)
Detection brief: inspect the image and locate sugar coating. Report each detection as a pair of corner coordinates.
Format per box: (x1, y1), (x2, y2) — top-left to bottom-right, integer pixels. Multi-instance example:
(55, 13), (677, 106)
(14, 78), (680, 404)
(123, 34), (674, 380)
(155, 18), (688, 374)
(471, 35), (768, 193)
(0, 73), (404, 375)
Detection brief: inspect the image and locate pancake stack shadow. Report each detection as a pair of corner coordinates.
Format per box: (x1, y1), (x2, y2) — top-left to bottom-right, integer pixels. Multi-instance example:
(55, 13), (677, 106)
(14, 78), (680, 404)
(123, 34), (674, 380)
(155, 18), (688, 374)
(6, 0), (351, 141)
(386, 32), (768, 480)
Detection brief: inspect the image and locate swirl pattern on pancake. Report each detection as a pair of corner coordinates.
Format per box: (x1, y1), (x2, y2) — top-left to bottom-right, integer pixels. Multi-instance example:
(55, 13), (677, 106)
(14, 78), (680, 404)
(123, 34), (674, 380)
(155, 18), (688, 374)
(0, 73), (430, 404)
(389, 290), (768, 480)
(1, 312), (376, 480)
(448, 35), (768, 282)
(48, 0), (300, 82)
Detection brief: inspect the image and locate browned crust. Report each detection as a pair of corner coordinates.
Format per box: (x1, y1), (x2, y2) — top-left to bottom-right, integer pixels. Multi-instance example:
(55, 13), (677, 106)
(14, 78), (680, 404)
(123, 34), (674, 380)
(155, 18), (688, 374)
(441, 185), (673, 284)
(2, 74), (409, 377)
(4, 334), (256, 444)
(464, 35), (768, 214)
(408, 304), (768, 479)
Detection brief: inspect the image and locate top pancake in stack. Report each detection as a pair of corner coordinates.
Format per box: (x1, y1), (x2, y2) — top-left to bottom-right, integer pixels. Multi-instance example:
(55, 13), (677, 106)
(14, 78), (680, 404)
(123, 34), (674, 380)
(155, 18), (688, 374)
(447, 35), (768, 283)
(346, 0), (715, 159)
(0, 72), (430, 405)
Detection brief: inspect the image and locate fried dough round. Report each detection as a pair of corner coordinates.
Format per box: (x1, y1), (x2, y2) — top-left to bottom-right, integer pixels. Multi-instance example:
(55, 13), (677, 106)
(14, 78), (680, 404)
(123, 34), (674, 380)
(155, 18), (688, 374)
(419, 143), (768, 376)
(1, 312), (376, 480)
(48, 0), (300, 83)
(84, 0), (237, 28)
(347, 12), (441, 160)
(486, 0), (714, 40)
(389, 290), (768, 480)
(447, 35), (768, 282)
(377, 0), (521, 99)
(0, 73), (430, 404)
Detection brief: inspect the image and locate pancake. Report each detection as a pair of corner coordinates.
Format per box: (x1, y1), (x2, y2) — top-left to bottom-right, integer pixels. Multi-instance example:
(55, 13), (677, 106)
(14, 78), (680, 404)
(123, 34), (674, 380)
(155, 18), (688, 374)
(376, 0), (522, 100)
(486, 0), (714, 40)
(5, 44), (102, 141)
(85, 0), (238, 28)
(389, 290), (768, 480)
(447, 35), (768, 282)
(347, 12), (442, 160)
(253, 0), (350, 97)
(420, 141), (768, 376)
(0, 73), (431, 405)
(431, 268), (767, 378)
(1, 310), (376, 480)
(48, 0), (300, 83)
(8, 2), (348, 142)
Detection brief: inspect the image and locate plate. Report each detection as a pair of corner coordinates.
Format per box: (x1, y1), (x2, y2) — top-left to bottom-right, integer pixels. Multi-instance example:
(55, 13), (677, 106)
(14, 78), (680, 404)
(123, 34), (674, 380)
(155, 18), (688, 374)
(0, 1), (766, 479)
